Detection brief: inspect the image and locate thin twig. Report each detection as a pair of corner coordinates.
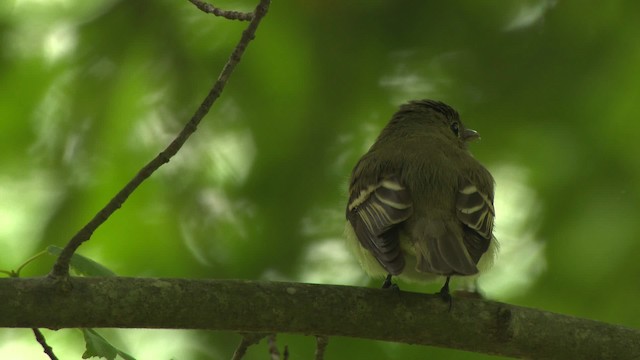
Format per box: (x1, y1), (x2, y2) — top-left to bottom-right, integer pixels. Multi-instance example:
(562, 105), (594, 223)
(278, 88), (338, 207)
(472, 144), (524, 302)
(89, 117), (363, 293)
(314, 336), (328, 360)
(15, 250), (48, 277)
(49, 0), (271, 279)
(32, 328), (58, 360)
(231, 333), (265, 360)
(189, 0), (253, 21)
(267, 334), (280, 360)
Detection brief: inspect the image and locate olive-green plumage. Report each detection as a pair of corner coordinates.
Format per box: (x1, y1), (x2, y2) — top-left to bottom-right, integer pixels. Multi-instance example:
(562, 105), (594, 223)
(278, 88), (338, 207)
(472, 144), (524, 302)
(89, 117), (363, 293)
(346, 100), (497, 288)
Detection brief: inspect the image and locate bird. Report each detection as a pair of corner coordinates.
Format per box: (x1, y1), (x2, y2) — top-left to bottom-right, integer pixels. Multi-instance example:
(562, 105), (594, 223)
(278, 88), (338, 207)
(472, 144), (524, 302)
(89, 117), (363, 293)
(345, 99), (497, 301)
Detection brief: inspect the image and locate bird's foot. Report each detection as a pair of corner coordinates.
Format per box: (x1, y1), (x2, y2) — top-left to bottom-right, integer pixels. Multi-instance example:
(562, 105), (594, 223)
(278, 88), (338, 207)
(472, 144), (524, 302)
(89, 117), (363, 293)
(437, 277), (453, 311)
(382, 274), (399, 291)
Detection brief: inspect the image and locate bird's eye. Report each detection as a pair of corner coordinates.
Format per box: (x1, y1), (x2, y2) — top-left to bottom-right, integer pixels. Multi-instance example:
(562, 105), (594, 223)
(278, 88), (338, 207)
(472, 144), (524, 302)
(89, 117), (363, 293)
(450, 122), (459, 136)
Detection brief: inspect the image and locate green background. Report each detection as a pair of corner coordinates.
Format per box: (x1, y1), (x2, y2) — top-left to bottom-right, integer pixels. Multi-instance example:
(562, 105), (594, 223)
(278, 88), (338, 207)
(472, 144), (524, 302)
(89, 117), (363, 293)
(1, 0), (639, 359)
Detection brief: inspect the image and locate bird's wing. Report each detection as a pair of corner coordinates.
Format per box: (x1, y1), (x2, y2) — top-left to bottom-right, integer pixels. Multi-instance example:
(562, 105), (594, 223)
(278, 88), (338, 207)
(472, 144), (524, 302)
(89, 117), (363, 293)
(347, 176), (413, 275)
(456, 180), (495, 263)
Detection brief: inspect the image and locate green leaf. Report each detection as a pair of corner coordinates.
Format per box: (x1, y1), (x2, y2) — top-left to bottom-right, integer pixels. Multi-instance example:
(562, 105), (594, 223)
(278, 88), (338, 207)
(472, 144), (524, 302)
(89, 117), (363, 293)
(82, 329), (118, 360)
(47, 246), (116, 277)
(81, 329), (136, 360)
(116, 350), (137, 360)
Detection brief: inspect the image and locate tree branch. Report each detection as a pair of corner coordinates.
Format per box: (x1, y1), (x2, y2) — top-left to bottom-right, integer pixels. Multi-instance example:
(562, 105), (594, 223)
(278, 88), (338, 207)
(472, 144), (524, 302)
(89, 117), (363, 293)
(32, 328), (58, 360)
(314, 335), (328, 360)
(188, 0), (253, 21)
(49, 0), (271, 280)
(267, 334), (281, 360)
(2, 277), (638, 359)
(232, 333), (265, 360)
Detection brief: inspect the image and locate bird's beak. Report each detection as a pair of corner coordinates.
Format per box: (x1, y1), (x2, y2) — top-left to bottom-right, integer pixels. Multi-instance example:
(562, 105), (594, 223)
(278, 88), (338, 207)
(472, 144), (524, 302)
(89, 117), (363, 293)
(462, 129), (481, 142)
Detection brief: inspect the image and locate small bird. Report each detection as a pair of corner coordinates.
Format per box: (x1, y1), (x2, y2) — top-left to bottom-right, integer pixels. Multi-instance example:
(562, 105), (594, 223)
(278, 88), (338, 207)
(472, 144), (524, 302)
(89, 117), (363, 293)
(345, 99), (496, 300)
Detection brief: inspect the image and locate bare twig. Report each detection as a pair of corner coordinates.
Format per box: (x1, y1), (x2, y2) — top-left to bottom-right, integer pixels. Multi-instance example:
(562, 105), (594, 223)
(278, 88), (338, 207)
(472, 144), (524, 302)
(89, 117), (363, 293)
(314, 336), (328, 360)
(15, 250), (48, 277)
(49, 0), (271, 279)
(231, 333), (265, 360)
(267, 334), (280, 360)
(32, 328), (58, 360)
(189, 0), (253, 21)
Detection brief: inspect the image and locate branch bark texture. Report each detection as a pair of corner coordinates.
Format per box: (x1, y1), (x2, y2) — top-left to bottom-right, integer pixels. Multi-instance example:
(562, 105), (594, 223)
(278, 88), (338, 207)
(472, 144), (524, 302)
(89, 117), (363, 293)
(2, 277), (638, 359)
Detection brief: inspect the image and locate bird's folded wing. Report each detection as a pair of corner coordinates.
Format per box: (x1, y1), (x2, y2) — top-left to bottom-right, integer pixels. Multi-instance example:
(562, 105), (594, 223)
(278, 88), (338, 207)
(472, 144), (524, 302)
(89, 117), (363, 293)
(456, 181), (495, 263)
(347, 177), (413, 275)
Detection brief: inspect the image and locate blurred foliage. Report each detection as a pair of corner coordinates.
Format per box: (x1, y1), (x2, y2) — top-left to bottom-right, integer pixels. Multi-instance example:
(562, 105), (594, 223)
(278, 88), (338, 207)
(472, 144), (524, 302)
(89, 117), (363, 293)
(1, 0), (640, 359)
